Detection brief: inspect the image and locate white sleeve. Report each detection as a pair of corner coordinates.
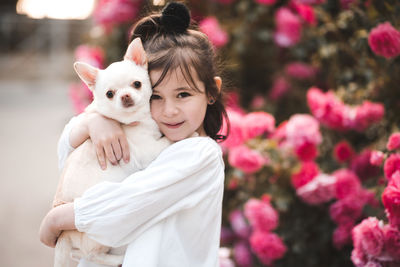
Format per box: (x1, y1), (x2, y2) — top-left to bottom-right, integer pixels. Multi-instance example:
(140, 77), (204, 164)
(74, 137), (224, 247)
(57, 114), (85, 171)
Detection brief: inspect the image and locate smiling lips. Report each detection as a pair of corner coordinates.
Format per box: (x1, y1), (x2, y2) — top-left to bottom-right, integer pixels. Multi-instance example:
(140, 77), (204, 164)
(164, 121), (184, 128)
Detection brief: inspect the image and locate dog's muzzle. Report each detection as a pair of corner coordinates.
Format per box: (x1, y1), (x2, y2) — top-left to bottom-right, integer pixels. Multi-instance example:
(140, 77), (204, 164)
(121, 94), (134, 107)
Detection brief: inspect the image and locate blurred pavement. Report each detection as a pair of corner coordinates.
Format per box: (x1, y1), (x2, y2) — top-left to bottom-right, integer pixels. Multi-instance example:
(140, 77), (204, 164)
(0, 51), (77, 266)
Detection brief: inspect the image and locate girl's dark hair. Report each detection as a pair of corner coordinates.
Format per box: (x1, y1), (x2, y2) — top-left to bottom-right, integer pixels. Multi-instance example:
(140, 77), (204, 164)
(129, 2), (229, 141)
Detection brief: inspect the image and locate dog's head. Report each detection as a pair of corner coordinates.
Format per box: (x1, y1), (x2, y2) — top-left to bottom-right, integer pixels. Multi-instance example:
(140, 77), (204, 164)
(74, 38), (152, 124)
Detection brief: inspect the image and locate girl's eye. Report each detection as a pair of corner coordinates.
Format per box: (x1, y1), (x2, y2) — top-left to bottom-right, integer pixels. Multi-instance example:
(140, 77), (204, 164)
(132, 81), (141, 89)
(150, 94), (161, 100)
(106, 90), (114, 99)
(178, 92), (191, 98)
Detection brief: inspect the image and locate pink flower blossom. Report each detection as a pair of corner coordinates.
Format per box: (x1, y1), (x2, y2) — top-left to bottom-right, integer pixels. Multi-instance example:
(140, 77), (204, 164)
(351, 247), (368, 267)
(268, 76), (291, 100)
(387, 133), (400, 151)
(384, 153), (400, 180)
(296, 173), (336, 204)
(294, 141), (318, 161)
(290, 2), (316, 26)
(93, 0), (141, 30)
(250, 95), (266, 109)
(229, 210), (251, 239)
(332, 169), (361, 200)
(333, 141), (354, 163)
(383, 224), (400, 260)
(228, 145), (267, 174)
(255, 0), (277, 5)
(249, 231), (287, 266)
(333, 221), (354, 249)
(199, 17), (229, 48)
(370, 150), (385, 166)
(286, 114), (322, 148)
(274, 7), (302, 47)
(351, 149), (380, 180)
(382, 176), (400, 228)
(244, 198), (279, 232)
(368, 22), (400, 59)
(294, 0), (325, 4)
(330, 196), (364, 224)
(354, 101), (385, 132)
(69, 82), (93, 114)
(352, 217), (385, 257)
(220, 108), (246, 149)
(74, 45), (105, 68)
(233, 241), (253, 267)
(243, 112), (275, 140)
(285, 62), (317, 79)
(272, 121), (288, 142)
(291, 161), (319, 189)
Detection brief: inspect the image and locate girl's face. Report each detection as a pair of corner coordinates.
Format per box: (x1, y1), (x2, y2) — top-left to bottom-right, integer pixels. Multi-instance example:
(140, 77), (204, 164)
(149, 68), (209, 142)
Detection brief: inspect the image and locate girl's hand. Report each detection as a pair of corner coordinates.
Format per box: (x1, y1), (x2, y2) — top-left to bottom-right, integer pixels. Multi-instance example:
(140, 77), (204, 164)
(71, 112), (131, 170)
(86, 112), (130, 170)
(39, 203), (75, 248)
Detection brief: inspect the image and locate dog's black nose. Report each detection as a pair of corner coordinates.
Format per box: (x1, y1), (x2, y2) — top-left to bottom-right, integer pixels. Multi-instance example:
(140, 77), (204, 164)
(121, 94), (134, 107)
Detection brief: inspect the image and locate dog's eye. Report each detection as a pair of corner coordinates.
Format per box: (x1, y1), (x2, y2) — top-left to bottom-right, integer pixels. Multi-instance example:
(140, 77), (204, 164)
(106, 90), (114, 99)
(132, 81), (141, 89)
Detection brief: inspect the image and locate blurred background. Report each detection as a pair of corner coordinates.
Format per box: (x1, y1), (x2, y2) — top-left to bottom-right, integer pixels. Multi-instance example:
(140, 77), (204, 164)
(1, 0), (400, 266)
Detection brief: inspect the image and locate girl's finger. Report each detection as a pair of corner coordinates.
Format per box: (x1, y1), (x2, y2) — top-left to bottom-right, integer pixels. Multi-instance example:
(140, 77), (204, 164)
(119, 137), (130, 163)
(104, 143), (118, 165)
(95, 146), (107, 170)
(111, 140), (122, 162)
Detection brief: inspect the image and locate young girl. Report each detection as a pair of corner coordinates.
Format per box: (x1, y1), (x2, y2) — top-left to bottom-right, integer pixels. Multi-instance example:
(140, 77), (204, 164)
(39, 2), (229, 267)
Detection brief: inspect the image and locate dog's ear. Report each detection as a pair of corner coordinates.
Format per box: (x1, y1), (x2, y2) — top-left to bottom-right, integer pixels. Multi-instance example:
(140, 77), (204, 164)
(74, 62), (99, 90)
(124, 38), (148, 69)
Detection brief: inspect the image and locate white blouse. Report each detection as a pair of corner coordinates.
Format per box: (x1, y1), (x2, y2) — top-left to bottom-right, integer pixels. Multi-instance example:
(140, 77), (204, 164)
(57, 117), (225, 267)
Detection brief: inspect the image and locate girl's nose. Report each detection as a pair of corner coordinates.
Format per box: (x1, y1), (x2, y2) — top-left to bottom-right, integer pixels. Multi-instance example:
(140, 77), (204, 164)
(163, 100), (179, 117)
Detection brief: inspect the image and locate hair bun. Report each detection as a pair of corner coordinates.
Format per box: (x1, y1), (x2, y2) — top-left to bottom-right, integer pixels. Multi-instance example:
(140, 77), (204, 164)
(161, 2), (190, 34)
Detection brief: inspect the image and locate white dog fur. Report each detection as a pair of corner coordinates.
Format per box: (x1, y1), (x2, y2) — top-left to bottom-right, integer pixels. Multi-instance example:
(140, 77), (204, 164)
(53, 38), (171, 267)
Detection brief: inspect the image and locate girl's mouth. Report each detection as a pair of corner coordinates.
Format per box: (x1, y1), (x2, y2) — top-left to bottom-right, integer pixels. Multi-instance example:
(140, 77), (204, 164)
(164, 121), (184, 129)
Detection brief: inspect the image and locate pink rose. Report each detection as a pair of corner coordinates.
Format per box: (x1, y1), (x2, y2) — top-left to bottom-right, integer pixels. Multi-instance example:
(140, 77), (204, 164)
(370, 150), (385, 166)
(255, 0), (277, 5)
(351, 248), (368, 267)
(229, 210), (251, 239)
(294, 0), (325, 4)
(244, 198), (279, 232)
(285, 62), (317, 79)
(382, 176), (400, 228)
(220, 108), (246, 149)
(286, 114), (322, 148)
(243, 112), (275, 140)
(296, 173), (336, 205)
(199, 17), (229, 48)
(74, 45), (105, 68)
(290, 2), (316, 26)
(249, 231), (287, 265)
(368, 22), (400, 59)
(294, 141), (318, 161)
(330, 196), (363, 224)
(333, 221), (354, 249)
(291, 161), (319, 189)
(268, 76), (291, 100)
(94, 0), (141, 29)
(332, 169), (361, 200)
(387, 132), (400, 151)
(233, 241), (253, 267)
(383, 224), (400, 260)
(250, 95), (266, 109)
(353, 101), (384, 132)
(383, 153), (400, 180)
(351, 149), (380, 180)
(274, 7), (302, 47)
(352, 217), (385, 257)
(228, 145), (267, 174)
(69, 82), (93, 114)
(333, 141), (354, 163)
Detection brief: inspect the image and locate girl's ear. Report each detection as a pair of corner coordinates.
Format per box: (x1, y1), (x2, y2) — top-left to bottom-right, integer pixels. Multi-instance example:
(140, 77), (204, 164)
(214, 76), (222, 93)
(124, 38), (148, 69)
(73, 62), (99, 90)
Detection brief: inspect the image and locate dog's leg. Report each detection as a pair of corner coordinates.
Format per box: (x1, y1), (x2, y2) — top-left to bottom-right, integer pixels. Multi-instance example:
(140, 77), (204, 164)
(54, 232), (72, 267)
(87, 253), (125, 266)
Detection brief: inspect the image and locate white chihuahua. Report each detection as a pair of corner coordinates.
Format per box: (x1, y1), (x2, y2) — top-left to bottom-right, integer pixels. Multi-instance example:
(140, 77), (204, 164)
(52, 38), (171, 267)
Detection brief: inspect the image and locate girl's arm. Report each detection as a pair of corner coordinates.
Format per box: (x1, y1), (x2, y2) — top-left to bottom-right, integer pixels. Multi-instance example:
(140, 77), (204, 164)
(58, 112), (131, 170)
(39, 203), (75, 247)
(73, 138), (224, 248)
